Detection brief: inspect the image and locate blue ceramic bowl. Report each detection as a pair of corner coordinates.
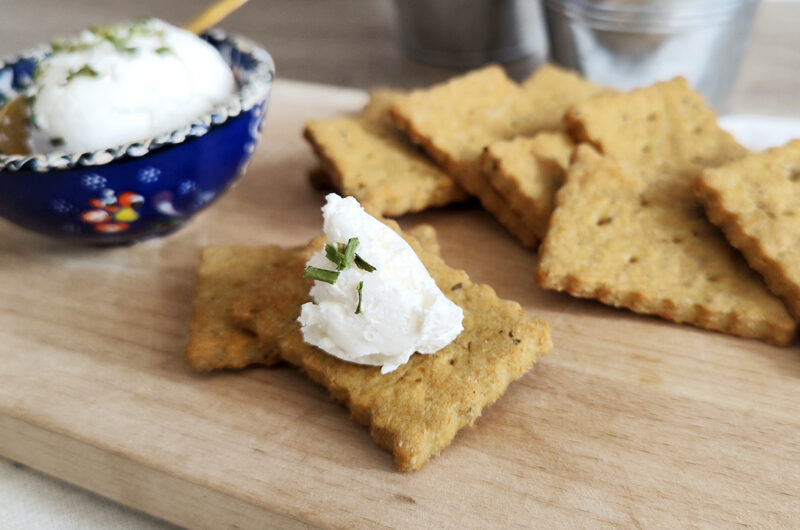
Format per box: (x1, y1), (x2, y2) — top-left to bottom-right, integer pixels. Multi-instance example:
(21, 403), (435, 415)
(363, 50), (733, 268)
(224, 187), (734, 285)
(0, 29), (274, 244)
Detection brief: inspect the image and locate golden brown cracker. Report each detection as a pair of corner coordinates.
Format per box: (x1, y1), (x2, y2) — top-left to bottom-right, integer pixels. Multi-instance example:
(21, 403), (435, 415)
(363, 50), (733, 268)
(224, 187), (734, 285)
(186, 226), (438, 373)
(403, 223), (441, 256)
(231, 223), (552, 471)
(514, 130), (574, 172)
(186, 246), (307, 372)
(390, 65), (600, 248)
(537, 145), (795, 345)
(303, 89), (466, 217)
(566, 77), (747, 174)
(457, 162), (540, 248)
(389, 63), (600, 169)
(390, 65), (542, 165)
(482, 132), (574, 239)
(389, 66), (545, 247)
(695, 139), (800, 320)
(358, 88), (403, 126)
(520, 64), (607, 132)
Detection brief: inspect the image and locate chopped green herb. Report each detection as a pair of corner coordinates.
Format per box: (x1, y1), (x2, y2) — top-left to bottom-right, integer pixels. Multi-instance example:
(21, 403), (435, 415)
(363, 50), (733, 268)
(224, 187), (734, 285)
(130, 19), (162, 38)
(49, 137), (64, 148)
(48, 20), (167, 61)
(340, 238), (359, 270)
(303, 266), (339, 285)
(66, 64), (99, 82)
(325, 238), (360, 271)
(33, 60), (50, 82)
(155, 46), (172, 55)
(110, 35), (135, 53)
(325, 242), (344, 269)
(116, 42), (138, 54)
(93, 27), (135, 54)
(66, 41), (93, 54)
(354, 254), (376, 272)
(355, 281), (364, 314)
(50, 38), (67, 53)
(307, 236), (374, 309)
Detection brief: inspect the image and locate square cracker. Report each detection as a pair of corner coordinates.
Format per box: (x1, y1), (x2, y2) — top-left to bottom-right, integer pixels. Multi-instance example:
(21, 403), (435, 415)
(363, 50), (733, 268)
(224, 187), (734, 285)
(185, 226), (441, 373)
(230, 222), (552, 471)
(695, 139), (800, 320)
(304, 89), (467, 217)
(520, 64), (608, 133)
(454, 162), (541, 248)
(186, 246), (309, 372)
(537, 145), (795, 345)
(389, 66), (539, 247)
(390, 65), (602, 248)
(390, 65), (538, 166)
(481, 132), (574, 240)
(565, 77), (747, 174)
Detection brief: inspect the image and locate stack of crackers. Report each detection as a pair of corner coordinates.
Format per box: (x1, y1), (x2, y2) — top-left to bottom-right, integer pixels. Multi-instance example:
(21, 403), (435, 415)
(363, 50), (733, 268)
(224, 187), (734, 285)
(305, 64), (603, 247)
(186, 64), (800, 472)
(186, 220), (553, 471)
(305, 64), (799, 346)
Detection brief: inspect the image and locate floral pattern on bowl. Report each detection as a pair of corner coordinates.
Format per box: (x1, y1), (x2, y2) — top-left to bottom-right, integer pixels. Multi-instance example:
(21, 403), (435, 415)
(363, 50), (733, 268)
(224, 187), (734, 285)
(0, 29), (274, 244)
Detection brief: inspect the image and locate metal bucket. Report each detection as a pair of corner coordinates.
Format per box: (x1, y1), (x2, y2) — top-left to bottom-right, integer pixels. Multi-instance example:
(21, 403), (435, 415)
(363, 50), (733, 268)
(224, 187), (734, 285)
(543, 0), (759, 110)
(392, 0), (549, 68)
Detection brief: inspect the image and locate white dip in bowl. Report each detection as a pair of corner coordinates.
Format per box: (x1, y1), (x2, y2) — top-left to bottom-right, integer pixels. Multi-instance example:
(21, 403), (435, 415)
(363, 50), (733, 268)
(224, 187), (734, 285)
(29, 18), (235, 153)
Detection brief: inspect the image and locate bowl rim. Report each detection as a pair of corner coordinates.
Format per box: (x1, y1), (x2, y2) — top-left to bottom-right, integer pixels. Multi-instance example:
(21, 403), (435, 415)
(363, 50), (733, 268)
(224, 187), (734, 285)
(0, 26), (275, 173)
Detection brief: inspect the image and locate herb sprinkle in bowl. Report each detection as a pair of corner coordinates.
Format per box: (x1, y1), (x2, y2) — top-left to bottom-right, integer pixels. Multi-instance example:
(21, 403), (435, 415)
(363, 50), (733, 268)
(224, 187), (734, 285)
(0, 18), (274, 244)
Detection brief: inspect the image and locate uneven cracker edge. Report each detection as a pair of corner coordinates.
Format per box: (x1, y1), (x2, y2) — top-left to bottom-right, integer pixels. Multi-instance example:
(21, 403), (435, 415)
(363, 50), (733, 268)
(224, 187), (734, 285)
(228, 227), (552, 471)
(303, 122), (469, 217)
(694, 176), (800, 324)
(389, 107), (539, 248)
(480, 146), (552, 240)
(535, 263), (795, 346)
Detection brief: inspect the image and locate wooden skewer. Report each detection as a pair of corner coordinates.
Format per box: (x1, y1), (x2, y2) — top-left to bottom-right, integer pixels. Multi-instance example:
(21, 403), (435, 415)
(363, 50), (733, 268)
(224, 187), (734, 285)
(184, 0), (251, 35)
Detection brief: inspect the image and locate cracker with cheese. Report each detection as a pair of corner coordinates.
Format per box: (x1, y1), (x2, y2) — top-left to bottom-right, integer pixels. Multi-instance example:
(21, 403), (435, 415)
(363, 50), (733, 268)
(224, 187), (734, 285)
(221, 219), (552, 471)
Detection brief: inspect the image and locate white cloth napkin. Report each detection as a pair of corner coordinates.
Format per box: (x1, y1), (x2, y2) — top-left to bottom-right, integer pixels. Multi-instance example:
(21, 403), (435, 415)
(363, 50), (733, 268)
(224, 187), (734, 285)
(0, 457), (174, 529)
(719, 114), (800, 152)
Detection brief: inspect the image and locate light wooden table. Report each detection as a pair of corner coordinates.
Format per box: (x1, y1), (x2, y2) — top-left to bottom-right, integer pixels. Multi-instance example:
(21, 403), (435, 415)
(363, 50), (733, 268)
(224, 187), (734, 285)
(1, 2), (799, 528)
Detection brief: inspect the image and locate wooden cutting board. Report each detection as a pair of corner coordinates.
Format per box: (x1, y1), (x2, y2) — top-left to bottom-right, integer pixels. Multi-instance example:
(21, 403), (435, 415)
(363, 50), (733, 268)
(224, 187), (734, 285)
(1, 80), (799, 529)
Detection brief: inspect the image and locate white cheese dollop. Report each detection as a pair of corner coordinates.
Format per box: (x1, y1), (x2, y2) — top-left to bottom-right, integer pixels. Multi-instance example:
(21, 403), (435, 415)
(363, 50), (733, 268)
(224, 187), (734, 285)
(298, 194), (464, 374)
(30, 18), (235, 153)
